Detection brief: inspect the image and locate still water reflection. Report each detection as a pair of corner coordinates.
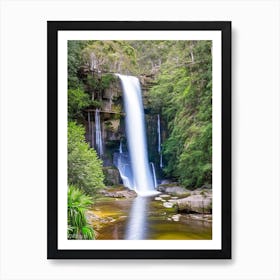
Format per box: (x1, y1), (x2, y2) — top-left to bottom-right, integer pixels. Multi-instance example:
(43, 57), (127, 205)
(125, 197), (149, 240)
(93, 196), (212, 240)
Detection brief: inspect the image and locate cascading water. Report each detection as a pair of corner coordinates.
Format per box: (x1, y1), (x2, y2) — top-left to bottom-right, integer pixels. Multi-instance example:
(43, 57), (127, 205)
(88, 111), (91, 146)
(87, 111), (95, 147)
(113, 142), (134, 190)
(116, 74), (158, 196)
(150, 162), (157, 189)
(116, 155), (133, 190)
(157, 114), (161, 154)
(159, 154), (163, 169)
(95, 109), (103, 156)
(91, 120), (94, 148)
(119, 140), (123, 154)
(157, 114), (163, 168)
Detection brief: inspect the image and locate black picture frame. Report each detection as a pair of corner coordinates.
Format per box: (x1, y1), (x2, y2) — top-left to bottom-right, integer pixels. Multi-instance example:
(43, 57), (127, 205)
(47, 21), (231, 259)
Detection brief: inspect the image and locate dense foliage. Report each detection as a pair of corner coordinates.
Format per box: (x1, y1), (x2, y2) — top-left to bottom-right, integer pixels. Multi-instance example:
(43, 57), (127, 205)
(68, 87), (91, 120)
(68, 185), (94, 240)
(68, 121), (105, 195)
(68, 40), (88, 89)
(148, 41), (212, 188)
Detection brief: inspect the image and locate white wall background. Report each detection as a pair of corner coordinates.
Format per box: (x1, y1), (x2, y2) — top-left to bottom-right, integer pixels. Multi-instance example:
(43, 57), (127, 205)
(0, 0), (279, 279)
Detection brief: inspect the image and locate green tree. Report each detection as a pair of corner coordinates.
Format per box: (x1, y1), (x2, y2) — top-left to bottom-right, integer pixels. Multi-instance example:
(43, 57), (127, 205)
(68, 40), (88, 88)
(68, 185), (94, 240)
(68, 87), (91, 120)
(68, 121), (105, 195)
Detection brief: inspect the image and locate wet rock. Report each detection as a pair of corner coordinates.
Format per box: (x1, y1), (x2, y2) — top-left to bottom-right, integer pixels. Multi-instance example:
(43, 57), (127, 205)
(158, 185), (190, 195)
(160, 179), (173, 185)
(180, 214), (212, 223)
(99, 187), (137, 199)
(176, 195), (212, 214)
(109, 190), (137, 198)
(154, 197), (163, 201)
(119, 215), (127, 220)
(159, 194), (171, 198)
(163, 202), (174, 208)
(103, 167), (121, 185)
(171, 214), (181, 222)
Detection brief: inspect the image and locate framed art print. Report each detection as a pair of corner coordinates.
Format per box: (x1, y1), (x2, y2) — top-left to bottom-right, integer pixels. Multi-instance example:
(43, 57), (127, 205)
(47, 21), (231, 259)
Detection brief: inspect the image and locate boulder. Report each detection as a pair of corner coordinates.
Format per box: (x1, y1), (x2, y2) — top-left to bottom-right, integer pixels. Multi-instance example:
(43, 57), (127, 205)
(171, 214), (181, 222)
(176, 195), (212, 214)
(163, 202), (174, 208)
(158, 185), (190, 196)
(99, 188), (137, 199)
(103, 167), (121, 185)
(159, 194), (171, 198)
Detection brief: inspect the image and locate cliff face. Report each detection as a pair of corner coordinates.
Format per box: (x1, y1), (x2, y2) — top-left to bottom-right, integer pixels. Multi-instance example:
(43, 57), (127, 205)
(84, 76), (124, 168)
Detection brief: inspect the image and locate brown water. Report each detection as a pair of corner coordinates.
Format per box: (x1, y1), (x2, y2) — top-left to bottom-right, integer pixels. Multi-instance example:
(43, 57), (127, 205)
(90, 196), (212, 240)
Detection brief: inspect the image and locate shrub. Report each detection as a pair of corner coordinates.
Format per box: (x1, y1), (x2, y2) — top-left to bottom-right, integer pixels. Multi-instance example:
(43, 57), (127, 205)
(68, 121), (105, 195)
(67, 185), (94, 240)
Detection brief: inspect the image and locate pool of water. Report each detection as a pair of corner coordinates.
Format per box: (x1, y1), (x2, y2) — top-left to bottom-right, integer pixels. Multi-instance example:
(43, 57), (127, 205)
(90, 196), (212, 240)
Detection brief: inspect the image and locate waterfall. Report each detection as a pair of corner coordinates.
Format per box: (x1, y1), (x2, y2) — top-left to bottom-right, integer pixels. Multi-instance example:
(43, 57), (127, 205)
(95, 109), (103, 156)
(157, 114), (161, 153)
(91, 121), (94, 148)
(150, 162), (157, 189)
(116, 74), (158, 196)
(114, 140), (134, 189)
(119, 140), (123, 154)
(88, 111), (94, 147)
(113, 151), (134, 190)
(88, 111), (91, 146)
(157, 114), (163, 168)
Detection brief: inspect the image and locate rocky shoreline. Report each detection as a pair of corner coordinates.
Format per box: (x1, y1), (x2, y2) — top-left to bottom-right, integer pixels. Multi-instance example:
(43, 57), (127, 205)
(156, 184), (212, 214)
